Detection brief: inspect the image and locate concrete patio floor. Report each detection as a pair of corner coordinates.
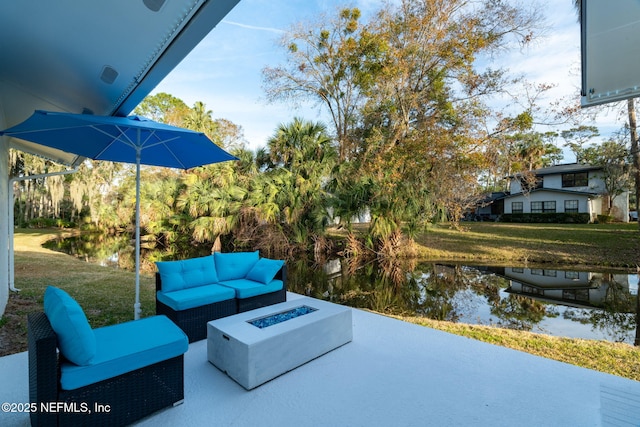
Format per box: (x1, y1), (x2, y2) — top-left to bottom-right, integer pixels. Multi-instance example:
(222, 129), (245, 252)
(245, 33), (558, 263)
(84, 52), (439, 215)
(2, 292), (640, 426)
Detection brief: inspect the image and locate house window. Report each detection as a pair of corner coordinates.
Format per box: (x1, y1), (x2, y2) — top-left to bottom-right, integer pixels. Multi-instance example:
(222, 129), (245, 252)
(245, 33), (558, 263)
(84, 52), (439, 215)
(564, 200), (578, 213)
(563, 289), (589, 302)
(522, 285), (544, 295)
(511, 202), (523, 213)
(531, 201), (556, 213)
(562, 172), (588, 187)
(565, 271), (580, 280)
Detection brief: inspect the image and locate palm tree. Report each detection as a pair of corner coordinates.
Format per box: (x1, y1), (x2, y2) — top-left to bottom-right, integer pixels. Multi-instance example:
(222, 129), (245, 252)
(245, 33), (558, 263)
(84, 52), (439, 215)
(177, 163), (247, 252)
(183, 101), (217, 141)
(255, 118), (338, 244)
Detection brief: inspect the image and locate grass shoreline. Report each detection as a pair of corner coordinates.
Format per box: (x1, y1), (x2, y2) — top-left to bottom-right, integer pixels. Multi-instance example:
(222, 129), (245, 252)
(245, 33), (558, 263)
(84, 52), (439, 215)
(2, 225), (639, 381)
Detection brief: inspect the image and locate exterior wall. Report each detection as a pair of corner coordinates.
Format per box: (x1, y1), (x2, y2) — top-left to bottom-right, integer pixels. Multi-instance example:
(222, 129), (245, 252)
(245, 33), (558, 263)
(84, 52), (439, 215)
(510, 178), (522, 194)
(538, 171), (605, 192)
(504, 191), (593, 214)
(611, 190), (630, 222)
(0, 111), (8, 317)
(504, 268), (594, 287)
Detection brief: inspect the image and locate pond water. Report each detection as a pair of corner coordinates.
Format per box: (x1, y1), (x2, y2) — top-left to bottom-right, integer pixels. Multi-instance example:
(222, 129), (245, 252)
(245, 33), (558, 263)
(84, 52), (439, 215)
(43, 234), (640, 345)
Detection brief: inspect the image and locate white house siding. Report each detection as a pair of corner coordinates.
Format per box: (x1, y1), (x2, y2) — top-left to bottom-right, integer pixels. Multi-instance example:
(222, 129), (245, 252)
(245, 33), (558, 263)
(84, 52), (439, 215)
(510, 179), (522, 194)
(610, 190), (630, 222)
(504, 191), (595, 215)
(541, 173), (604, 193)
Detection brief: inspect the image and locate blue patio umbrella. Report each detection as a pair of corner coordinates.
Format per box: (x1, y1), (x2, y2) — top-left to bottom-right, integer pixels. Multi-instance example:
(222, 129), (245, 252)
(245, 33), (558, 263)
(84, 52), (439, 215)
(1, 110), (238, 319)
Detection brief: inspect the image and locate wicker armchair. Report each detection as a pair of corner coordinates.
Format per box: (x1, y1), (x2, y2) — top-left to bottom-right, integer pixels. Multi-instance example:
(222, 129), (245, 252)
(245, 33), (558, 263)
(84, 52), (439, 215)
(28, 312), (185, 427)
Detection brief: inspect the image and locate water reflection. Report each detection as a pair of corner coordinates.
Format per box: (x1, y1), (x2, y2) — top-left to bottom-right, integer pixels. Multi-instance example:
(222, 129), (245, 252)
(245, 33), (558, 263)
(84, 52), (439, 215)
(287, 260), (639, 345)
(43, 233), (132, 269)
(41, 234), (639, 345)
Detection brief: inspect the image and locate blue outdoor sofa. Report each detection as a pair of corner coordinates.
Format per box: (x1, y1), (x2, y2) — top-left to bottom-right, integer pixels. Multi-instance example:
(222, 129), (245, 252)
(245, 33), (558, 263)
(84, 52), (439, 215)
(155, 251), (287, 342)
(28, 286), (188, 427)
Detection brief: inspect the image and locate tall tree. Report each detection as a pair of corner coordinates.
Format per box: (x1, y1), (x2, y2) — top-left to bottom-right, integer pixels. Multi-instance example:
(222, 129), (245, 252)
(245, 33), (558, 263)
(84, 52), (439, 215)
(134, 92), (189, 125)
(263, 8), (382, 161)
(257, 118), (337, 241)
(560, 125), (599, 163)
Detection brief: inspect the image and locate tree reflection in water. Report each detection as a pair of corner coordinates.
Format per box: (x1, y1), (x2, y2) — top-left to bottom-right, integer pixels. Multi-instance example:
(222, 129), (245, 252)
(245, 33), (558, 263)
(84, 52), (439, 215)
(43, 234), (640, 346)
(286, 258), (639, 345)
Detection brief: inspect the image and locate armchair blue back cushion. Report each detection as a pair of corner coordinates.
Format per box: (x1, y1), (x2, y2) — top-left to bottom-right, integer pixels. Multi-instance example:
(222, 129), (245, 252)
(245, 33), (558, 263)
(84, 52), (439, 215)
(43, 286), (96, 366)
(156, 255), (218, 292)
(214, 251), (260, 281)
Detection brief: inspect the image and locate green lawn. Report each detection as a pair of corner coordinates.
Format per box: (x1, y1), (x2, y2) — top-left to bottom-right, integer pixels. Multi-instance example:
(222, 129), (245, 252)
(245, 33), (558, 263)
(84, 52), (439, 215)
(414, 222), (639, 268)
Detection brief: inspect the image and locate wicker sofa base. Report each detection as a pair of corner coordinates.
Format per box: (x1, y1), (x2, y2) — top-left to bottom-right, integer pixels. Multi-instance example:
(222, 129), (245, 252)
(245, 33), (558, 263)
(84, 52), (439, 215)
(156, 298), (237, 343)
(28, 312), (184, 427)
(237, 287), (287, 313)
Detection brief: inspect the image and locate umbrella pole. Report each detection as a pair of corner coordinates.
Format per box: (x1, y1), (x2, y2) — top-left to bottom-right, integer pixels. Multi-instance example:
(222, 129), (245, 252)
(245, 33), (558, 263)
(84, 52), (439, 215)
(134, 147), (141, 320)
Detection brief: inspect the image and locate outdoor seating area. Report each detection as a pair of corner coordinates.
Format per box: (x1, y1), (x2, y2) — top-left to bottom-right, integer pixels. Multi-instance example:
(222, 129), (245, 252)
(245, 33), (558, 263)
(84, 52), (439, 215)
(155, 252), (287, 342)
(28, 287), (188, 426)
(5, 292), (639, 426)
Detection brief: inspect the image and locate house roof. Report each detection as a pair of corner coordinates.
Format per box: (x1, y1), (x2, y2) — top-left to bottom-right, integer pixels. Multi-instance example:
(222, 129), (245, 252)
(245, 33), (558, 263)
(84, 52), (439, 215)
(500, 187), (599, 200)
(509, 163), (602, 179)
(0, 0), (240, 165)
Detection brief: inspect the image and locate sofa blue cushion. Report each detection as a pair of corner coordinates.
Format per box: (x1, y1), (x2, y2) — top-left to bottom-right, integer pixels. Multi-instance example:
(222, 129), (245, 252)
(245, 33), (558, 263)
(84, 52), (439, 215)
(60, 315), (188, 390)
(156, 255), (217, 292)
(219, 279), (284, 299)
(156, 284), (236, 311)
(246, 258), (284, 284)
(43, 286), (96, 366)
(214, 251), (259, 281)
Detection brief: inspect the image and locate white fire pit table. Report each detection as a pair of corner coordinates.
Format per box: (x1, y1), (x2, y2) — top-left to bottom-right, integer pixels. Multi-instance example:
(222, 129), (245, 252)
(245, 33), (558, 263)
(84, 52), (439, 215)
(207, 297), (352, 390)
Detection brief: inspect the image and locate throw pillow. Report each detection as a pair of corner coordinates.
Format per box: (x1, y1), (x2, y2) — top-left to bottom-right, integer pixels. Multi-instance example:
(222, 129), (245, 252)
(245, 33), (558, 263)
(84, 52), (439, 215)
(245, 258), (285, 284)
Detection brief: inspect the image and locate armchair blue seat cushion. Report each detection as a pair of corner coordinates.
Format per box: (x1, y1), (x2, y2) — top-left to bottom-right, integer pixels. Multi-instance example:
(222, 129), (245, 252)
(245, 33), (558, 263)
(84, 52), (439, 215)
(157, 284), (236, 311)
(246, 258), (285, 284)
(214, 250), (259, 281)
(219, 279), (284, 299)
(60, 315), (188, 390)
(43, 286), (96, 366)
(156, 255), (217, 292)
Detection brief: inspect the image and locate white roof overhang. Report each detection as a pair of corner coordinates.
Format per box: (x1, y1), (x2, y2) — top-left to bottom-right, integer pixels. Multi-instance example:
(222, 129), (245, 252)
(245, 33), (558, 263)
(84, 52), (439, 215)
(0, 0), (240, 165)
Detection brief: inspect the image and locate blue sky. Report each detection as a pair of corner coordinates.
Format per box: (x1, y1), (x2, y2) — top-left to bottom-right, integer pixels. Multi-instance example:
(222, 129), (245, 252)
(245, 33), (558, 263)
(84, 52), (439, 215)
(153, 0), (620, 156)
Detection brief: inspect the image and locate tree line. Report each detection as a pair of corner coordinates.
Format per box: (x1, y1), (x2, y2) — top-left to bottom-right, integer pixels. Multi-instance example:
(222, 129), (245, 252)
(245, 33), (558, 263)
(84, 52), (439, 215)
(9, 0), (638, 263)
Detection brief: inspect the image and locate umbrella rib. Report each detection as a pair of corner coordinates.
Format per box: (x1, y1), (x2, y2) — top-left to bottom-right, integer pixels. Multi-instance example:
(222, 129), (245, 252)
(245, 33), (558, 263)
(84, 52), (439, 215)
(140, 131), (188, 169)
(90, 124), (138, 159)
(90, 126), (188, 168)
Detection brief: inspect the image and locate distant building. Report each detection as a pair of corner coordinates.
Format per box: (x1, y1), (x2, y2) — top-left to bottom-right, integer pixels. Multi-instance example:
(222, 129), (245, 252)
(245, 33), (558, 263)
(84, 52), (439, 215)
(473, 164), (630, 223)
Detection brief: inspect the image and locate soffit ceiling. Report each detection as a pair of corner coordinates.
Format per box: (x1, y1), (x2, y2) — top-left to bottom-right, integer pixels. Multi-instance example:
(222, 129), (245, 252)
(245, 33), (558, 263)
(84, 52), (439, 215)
(0, 0), (240, 165)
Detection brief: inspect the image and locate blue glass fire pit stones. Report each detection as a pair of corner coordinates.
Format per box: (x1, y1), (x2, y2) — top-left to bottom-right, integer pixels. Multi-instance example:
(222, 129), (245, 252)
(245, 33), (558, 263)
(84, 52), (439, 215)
(248, 305), (317, 329)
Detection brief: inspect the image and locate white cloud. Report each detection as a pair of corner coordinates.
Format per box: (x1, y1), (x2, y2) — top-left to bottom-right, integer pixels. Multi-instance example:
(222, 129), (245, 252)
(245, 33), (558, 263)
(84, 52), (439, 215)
(221, 20), (285, 34)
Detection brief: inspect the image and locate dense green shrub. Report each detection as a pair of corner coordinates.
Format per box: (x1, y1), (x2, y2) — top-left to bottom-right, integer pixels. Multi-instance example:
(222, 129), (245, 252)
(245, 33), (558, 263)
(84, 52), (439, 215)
(501, 213), (590, 224)
(26, 217), (76, 229)
(596, 214), (614, 224)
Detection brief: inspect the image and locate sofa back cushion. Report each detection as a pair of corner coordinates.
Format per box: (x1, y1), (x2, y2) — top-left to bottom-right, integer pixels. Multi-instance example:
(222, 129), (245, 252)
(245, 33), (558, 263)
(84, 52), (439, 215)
(214, 251), (260, 281)
(245, 258), (285, 284)
(156, 255), (217, 292)
(43, 286), (96, 366)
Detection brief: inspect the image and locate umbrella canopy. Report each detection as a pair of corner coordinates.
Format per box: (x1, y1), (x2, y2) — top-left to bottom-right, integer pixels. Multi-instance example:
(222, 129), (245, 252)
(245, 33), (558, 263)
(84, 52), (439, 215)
(1, 110), (238, 319)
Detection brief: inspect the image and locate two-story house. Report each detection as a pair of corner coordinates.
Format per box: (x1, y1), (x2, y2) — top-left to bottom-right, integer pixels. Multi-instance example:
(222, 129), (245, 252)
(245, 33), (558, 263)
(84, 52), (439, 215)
(501, 163), (630, 222)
